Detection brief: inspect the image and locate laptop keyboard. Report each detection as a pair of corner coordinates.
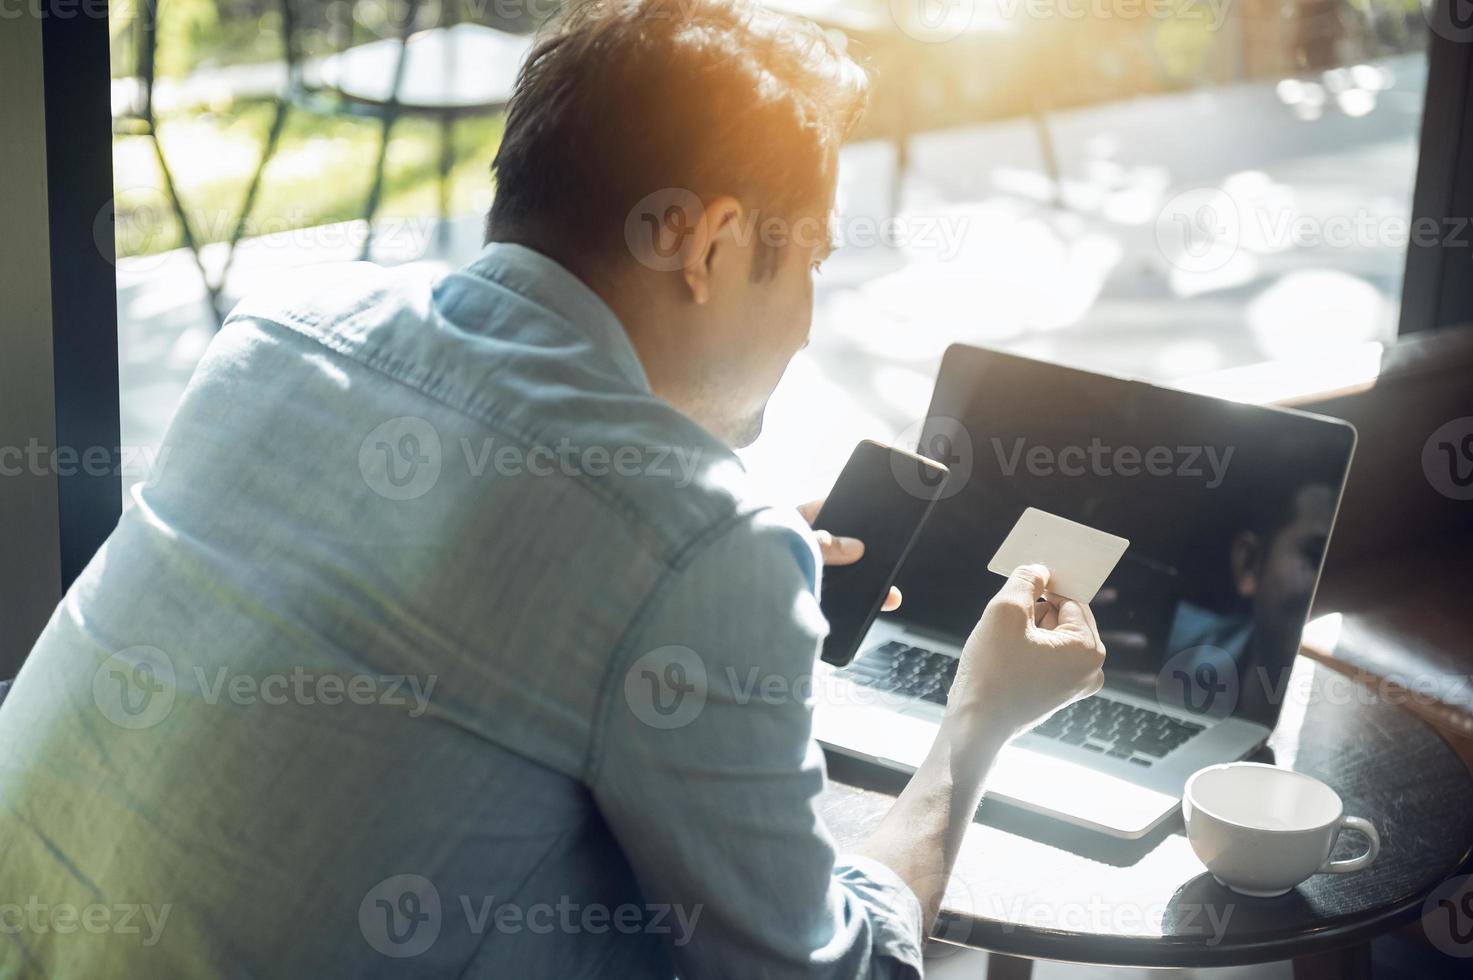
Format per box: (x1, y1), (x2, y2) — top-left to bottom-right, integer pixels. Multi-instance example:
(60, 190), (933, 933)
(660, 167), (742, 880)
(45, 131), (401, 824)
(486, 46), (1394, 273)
(837, 641), (958, 705)
(1030, 694), (1205, 766)
(836, 641), (1207, 766)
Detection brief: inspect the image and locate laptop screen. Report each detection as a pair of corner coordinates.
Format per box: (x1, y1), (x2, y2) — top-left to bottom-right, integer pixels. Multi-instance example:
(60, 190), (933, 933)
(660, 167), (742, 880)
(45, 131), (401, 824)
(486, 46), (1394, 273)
(893, 345), (1356, 727)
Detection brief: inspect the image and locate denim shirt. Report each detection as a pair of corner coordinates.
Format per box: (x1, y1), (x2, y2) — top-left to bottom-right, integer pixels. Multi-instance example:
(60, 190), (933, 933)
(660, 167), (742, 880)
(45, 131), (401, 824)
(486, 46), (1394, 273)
(0, 244), (925, 978)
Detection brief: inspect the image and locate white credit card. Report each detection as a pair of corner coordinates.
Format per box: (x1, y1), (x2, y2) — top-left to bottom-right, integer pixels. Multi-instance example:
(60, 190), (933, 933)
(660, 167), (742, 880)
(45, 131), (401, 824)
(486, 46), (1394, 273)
(987, 507), (1130, 604)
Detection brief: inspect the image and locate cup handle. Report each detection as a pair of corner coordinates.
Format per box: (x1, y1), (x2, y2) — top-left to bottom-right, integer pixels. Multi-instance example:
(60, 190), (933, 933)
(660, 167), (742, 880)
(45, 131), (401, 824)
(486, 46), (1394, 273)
(1318, 815), (1380, 874)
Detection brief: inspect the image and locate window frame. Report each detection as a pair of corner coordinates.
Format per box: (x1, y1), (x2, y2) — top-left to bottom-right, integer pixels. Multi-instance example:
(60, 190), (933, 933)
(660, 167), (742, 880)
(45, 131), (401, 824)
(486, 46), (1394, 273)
(1400, 3), (1473, 334)
(0, 6), (120, 675)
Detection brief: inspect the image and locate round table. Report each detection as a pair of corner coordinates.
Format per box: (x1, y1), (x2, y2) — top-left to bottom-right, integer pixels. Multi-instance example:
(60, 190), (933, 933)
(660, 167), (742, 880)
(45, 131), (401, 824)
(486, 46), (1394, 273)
(817, 658), (1473, 975)
(313, 23), (535, 255)
(318, 23), (532, 112)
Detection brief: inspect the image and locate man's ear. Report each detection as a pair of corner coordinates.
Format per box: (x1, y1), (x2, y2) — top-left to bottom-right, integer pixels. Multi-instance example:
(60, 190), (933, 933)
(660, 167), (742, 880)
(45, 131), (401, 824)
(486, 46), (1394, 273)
(680, 195), (744, 305)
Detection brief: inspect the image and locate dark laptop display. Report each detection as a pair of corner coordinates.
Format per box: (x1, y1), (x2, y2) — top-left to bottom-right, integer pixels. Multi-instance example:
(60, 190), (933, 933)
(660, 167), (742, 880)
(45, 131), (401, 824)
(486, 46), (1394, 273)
(893, 346), (1356, 727)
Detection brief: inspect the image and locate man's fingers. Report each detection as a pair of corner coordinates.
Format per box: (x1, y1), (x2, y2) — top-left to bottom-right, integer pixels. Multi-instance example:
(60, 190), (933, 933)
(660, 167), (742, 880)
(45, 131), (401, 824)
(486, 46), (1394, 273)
(803, 495), (862, 568)
(881, 587), (902, 612)
(1034, 594), (1060, 629)
(1000, 563), (1051, 613)
(1056, 598), (1104, 652)
(1076, 599), (1102, 645)
(1068, 598), (1102, 648)
(813, 530), (865, 566)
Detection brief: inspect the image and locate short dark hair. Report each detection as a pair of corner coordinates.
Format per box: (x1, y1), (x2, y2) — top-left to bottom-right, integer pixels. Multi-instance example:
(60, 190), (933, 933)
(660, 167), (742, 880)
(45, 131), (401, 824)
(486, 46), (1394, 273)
(486, 0), (868, 276)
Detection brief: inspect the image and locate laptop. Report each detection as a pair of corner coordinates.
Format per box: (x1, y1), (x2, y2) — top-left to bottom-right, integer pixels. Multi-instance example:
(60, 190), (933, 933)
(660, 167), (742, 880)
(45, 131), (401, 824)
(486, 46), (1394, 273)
(813, 345), (1357, 838)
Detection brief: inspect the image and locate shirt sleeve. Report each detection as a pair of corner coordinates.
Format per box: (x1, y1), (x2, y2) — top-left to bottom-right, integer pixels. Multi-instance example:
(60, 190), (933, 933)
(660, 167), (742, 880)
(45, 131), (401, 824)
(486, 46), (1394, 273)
(588, 508), (926, 979)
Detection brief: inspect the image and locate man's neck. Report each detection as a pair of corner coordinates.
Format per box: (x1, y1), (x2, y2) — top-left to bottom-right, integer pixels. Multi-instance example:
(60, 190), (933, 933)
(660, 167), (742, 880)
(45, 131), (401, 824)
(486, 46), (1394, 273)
(485, 233), (711, 435)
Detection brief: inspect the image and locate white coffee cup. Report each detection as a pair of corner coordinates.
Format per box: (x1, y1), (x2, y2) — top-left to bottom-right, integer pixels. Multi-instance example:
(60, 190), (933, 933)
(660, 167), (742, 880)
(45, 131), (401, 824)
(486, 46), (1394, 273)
(1182, 762), (1380, 898)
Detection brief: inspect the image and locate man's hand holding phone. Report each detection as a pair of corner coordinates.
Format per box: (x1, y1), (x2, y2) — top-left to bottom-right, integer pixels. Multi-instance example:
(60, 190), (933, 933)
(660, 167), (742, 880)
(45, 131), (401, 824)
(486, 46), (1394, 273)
(805, 442), (950, 665)
(798, 498), (901, 613)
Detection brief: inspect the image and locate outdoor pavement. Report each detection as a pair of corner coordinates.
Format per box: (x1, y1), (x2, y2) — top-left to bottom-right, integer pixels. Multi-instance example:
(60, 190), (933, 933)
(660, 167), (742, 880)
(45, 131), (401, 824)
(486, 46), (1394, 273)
(117, 52), (1427, 509)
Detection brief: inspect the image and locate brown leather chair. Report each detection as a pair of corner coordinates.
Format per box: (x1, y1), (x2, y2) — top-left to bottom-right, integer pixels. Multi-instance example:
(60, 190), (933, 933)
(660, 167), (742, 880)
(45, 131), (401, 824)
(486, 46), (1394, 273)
(1285, 326), (1473, 766)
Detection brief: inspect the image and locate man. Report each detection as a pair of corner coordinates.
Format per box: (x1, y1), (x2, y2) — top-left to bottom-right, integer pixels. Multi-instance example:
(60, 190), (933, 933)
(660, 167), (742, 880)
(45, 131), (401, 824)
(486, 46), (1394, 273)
(1166, 475), (1337, 723)
(0, 0), (1104, 975)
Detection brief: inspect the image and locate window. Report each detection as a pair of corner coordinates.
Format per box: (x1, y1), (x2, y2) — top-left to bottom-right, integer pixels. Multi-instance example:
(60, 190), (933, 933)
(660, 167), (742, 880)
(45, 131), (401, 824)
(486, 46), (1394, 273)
(741, 1), (1434, 498)
(102, 1), (1435, 504)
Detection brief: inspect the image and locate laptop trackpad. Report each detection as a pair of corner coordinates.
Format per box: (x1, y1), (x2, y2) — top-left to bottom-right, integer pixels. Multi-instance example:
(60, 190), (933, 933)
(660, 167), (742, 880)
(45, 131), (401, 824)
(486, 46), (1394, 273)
(985, 744), (1179, 838)
(815, 699), (1181, 837)
(813, 702), (938, 770)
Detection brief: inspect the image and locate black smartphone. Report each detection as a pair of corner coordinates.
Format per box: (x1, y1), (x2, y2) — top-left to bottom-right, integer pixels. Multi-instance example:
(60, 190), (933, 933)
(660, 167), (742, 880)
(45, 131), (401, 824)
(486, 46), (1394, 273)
(813, 440), (950, 666)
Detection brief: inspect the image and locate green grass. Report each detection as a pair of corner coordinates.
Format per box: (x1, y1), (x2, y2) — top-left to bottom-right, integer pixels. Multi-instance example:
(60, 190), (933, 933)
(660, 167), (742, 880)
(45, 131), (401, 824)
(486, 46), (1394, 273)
(113, 100), (506, 258)
(110, 1), (350, 78)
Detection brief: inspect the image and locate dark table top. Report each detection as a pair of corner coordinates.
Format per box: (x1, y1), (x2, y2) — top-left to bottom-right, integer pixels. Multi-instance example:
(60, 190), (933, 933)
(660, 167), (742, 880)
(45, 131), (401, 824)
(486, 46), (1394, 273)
(817, 658), (1473, 967)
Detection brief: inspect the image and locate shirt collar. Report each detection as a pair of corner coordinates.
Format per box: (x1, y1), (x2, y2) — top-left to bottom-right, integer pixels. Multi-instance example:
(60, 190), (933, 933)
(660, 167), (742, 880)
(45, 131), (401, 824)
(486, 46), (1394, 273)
(462, 242), (651, 392)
